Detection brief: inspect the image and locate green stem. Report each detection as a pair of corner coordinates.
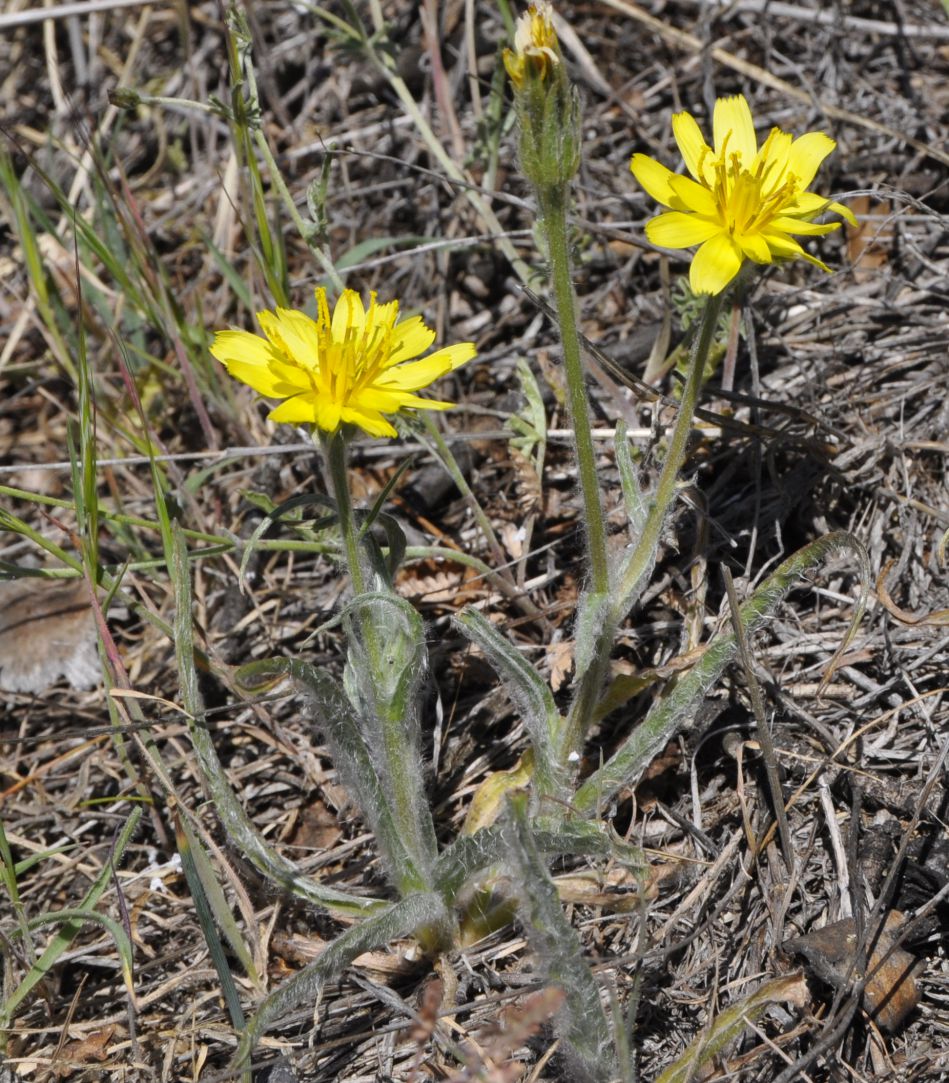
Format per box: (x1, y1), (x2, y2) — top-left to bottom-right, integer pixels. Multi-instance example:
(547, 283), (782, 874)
(380, 707), (434, 893)
(561, 616), (615, 786)
(539, 186), (610, 596)
(254, 130), (344, 294)
(321, 429), (433, 893)
(562, 292), (724, 778)
(324, 430), (367, 597)
(616, 292), (724, 603)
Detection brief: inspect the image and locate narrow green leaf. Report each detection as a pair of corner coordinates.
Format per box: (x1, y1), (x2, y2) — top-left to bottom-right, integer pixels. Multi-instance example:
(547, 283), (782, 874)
(336, 234), (435, 270)
(233, 892), (449, 1066)
(200, 228), (255, 310)
(454, 607), (562, 797)
(22, 909), (135, 1000)
(655, 974), (809, 1083)
(174, 813), (247, 1031)
(504, 794), (616, 1083)
(171, 526), (378, 916)
(0, 818), (35, 966)
(575, 531), (870, 814)
(238, 492), (337, 579)
(0, 806), (142, 1023)
(508, 357), (548, 471)
(435, 817), (643, 900)
(292, 632), (437, 893)
(573, 589), (612, 685)
(614, 422), (647, 536)
(175, 811), (259, 987)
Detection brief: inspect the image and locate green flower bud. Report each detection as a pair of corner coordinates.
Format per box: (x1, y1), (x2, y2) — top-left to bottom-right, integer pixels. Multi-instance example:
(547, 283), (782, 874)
(504, 3), (581, 192)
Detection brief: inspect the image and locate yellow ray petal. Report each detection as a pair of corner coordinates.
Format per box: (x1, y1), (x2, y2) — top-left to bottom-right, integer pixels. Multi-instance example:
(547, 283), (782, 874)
(783, 193), (856, 227)
(351, 387), (407, 412)
(330, 289), (367, 342)
(222, 358), (311, 398)
(800, 252), (831, 272)
(786, 131), (836, 189)
(755, 128), (792, 193)
(315, 398), (344, 432)
(254, 310), (287, 355)
(761, 232), (807, 261)
(769, 216), (841, 236)
(714, 95), (757, 163)
(392, 393), (454, 410)
(735, 230), (772, 263)
(361, 298), (399, 361)
(210, 329), (283, 368)
(387, 316), (437, 365)
(339, 405), (398, 438)
(646, 211), (722, 249)
(377, 357), (451, 393)
(784, 191), (833, 217)
(268, 394), (322, 424)
(668, 174), (718, 217)
(630, 153), (678, 206)
(672, 111), (713, 182)
(690, 234), (743, 295)
(259, 309), (320, 369)
(420, 342), (476, 372)
(826, 200), (857, 227)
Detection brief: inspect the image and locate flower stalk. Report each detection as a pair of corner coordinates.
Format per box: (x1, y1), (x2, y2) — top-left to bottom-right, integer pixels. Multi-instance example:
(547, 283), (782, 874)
(617, 291), (724, 603)
(323, 429), (367, 597)
(505, 3), (608, 596)
(211, 288), (473, 897)
(540, 185), (610, 597)
(557, 292), (724, 785)
(322, 430), (436, 892)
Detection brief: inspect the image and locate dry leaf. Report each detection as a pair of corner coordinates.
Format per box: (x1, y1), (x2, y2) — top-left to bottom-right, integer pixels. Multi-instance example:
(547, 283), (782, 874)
(554, 864), (654, 912)
(408, 976), (444, 1042)
(499, 522), (526, 560)
(269, 931), (418, 980)
(784, 911), (920, 1032)
(546, 639), (573, 692)
(876, 560), (949, 627)
(282, 797), (342, 851)
(656, 975), (810, 1083)
(509, 447), (543, 517)
(444, 986), (566, 1082)
(462, 751), (534, 836)
(51, 1025), (117, 1078)
(397, 559), (480, 606)
(0, 579), (99, 693)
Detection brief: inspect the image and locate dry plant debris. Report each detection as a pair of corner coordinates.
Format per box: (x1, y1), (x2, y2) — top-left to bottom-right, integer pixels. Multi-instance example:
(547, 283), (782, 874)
(0, 1), (947, 1081)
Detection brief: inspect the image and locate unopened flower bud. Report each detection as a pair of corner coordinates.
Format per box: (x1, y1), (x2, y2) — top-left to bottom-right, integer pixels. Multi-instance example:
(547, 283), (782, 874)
(503, 2), (560, 90)
(503, 3), (581, 192)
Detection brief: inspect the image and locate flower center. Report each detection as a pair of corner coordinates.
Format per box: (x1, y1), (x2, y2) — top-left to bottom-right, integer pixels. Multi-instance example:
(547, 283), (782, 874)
(709, 137), (799, 238)
(312, 290), (395, 407)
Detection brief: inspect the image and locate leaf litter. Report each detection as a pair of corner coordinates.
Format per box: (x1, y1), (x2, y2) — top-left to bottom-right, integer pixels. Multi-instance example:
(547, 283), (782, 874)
(0, 1), (947, 1080)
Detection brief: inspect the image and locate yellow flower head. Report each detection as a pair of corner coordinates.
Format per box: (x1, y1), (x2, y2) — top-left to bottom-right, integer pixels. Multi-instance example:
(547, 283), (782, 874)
(211, 289), (476, 438)
(630, 94), (857, 295)
(503, 2), (560, 90)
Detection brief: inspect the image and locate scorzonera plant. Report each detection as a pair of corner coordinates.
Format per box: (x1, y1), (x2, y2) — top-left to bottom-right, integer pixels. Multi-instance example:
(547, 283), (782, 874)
(196, 4), (865, 1075)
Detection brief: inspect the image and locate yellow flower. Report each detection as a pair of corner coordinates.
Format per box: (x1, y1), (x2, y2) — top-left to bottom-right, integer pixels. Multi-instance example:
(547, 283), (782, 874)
(630, 94), (857, 295)
(503, 2), (560, 90)
(211, 288), (475, 438)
